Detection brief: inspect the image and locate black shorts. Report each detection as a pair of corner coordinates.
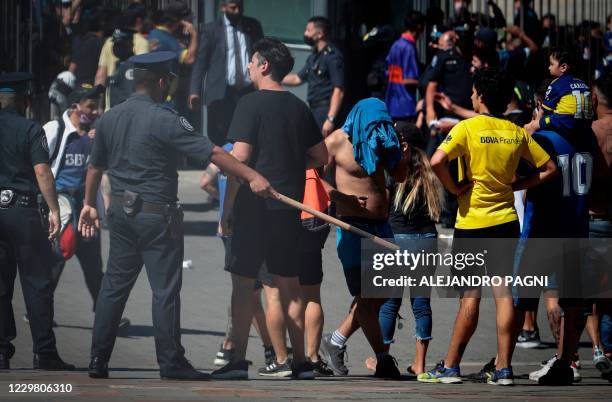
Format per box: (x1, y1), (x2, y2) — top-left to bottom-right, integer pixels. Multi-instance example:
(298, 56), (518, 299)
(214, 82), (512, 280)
(452, 220), (519, 291)
(229, 194), (301, 279)
(297, 218), (330, 286)
(222, 236), (275, 288)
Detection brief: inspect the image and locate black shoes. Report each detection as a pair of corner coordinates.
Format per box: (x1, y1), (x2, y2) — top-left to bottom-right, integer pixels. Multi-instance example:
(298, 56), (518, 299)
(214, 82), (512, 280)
(33, 352), (75, 371)
(538, 361), (574, 386)
(88, 357), (109, 378)
(161, 362), (210, 381)
(0, 353), (9, 370)
(374, 354), (401, 380)
(320, 334), (349, 376)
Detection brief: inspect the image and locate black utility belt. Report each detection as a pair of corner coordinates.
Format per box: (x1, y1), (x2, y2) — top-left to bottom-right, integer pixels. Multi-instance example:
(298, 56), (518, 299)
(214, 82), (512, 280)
(110, 194), (179, 216)
(309, 99), (330, 109)
(0, 189), (38, 209)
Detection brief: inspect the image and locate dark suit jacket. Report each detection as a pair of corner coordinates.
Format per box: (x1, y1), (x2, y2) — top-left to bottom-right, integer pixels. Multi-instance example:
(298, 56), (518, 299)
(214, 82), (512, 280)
(189, 16), (263, 105)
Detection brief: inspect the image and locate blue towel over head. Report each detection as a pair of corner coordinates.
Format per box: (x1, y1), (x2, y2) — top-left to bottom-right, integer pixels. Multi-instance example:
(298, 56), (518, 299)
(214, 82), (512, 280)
(341, 98), (401, 175)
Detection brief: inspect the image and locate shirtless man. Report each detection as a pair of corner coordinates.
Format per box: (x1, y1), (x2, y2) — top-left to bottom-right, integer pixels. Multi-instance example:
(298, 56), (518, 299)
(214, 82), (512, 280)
(318, 98), (408, 379)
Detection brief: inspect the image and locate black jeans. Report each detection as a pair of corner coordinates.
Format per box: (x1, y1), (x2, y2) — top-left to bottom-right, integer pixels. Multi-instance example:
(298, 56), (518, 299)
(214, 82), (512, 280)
(0, 206), (57, 355)
(51, 229), (103, 311)
(91, 204), (186, 372)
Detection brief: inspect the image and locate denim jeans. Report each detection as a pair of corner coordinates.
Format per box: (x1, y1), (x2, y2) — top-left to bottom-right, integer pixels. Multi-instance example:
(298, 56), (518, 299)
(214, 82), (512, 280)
(378, 233), (436, 343)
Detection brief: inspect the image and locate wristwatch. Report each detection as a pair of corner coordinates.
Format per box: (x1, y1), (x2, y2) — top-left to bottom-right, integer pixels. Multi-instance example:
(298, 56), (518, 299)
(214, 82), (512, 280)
(326, 115), (335, 124)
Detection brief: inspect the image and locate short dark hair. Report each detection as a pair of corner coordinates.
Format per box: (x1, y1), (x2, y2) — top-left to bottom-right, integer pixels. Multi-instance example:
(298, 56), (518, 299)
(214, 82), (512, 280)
(594, 72), (612, 107)
(549, 46), (576, 72)
(252, 37), (294, 82)
(473, 69), (515, 115)
(404, 10), (425, 32)
(308, 16), (331, 37)
(473, 47), (500, 69)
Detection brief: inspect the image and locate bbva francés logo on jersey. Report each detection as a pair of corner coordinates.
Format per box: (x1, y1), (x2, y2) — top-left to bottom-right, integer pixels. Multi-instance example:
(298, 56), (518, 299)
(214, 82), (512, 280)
(480, 136), (522, 145)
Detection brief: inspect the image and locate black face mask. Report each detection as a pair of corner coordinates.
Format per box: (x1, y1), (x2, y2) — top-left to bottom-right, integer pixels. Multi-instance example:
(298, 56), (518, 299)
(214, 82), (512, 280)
(226, 12), (242, 26)
(303, 35), (316, 47)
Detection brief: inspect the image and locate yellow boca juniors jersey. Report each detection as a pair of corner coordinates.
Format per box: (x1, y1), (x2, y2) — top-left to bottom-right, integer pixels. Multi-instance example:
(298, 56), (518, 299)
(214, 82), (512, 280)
(438, 115), (550, 230)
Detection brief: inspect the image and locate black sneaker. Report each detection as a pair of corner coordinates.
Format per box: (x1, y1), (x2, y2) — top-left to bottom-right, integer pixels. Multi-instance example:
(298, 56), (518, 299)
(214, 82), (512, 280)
(374, 354), (401, 380)
(264, 345), (276, 366)
(465, 357), (495, 382)
(161, 361), (210, 381)
(516, 330), (541, 349)
(213, 345), (234, 366)
(291, 360), (315, 380)
(212, 360), (249, 380)
(310, 356), (334, 377)
(538, 361), (574, 386)
(320, 333), (349, 376)
(258, 359), (292, 377)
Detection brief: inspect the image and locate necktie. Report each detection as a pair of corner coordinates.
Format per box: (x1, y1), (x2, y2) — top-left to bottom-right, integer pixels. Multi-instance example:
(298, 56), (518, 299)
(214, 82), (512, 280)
(233, 25), (245, 89)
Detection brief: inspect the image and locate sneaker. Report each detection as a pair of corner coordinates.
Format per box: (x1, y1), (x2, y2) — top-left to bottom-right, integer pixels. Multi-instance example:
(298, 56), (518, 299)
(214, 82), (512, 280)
(464, 357), (495, 382)
(538, 361), (574, 386)
(570, 361), (581, 382)
(530, 355), (557, 381)
(264, 345), (276, 367)
(374, 354), (401, 380)
(593, 347), (612, 377)
(213, 345), (234, 366)
(291, 360), (315, 380)
(211, 360), (249, 380)
(320, 333), (349, 376)
(572, 353), (581, 369)
(310, 357), (334, 377)
(516, 330), (541, 349)
(418, 361), (462, 384)
(258, 359), (292, 377)
(487, 367), (514, 386)
(541, 354), (558, 366)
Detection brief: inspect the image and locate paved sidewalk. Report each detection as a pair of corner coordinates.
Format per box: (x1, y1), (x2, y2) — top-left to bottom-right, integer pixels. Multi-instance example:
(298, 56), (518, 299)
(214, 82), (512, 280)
(2, 172), (610, 400)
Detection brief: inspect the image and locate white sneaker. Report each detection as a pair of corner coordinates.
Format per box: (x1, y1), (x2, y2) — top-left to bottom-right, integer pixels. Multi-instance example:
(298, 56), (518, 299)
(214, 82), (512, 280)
(529, 355), (557, 381)
(571, 361), (581, 382)
(594, 347), (612, 376)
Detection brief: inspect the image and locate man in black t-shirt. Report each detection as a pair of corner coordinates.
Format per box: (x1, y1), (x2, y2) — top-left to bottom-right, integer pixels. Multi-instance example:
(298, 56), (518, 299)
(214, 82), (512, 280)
(214, 38), (328, 380)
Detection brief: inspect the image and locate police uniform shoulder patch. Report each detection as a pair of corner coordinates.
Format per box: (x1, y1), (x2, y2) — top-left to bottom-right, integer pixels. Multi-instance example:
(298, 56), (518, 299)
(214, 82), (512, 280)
(41, 135), (49, 153)
(179, 116), (195, 132)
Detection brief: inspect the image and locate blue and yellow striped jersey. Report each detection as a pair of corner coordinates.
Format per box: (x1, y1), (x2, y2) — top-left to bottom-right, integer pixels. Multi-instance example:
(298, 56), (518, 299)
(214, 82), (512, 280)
(539, 74), (592, 137)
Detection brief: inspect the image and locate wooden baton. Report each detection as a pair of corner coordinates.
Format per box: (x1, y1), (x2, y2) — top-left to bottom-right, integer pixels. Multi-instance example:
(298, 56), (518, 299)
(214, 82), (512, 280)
(272, 191), (399, 251)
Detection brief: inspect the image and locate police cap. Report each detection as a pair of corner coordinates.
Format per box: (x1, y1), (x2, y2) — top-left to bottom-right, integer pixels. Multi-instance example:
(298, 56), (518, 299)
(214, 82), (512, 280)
(0, 72), (33, 93)
(129, 51), (176, 77)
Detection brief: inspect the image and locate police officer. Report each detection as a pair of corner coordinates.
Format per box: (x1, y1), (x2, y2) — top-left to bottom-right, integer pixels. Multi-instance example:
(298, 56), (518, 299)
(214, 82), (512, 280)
(78, 51), (273, 380)
(0, 73), (75, 371)
(283, 16), (344, 136)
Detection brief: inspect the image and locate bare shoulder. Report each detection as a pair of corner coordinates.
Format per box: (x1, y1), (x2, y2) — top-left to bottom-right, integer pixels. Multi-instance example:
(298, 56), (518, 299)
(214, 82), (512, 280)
(325, 129), (349, 153)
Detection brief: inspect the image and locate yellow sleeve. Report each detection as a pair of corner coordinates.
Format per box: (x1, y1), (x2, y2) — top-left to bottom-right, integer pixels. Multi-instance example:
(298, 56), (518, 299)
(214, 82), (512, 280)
(179, 48), (189, 64)
(437, 122), (468, 160)
(98, 39), (113, 67)
(133, 34), (149, 55)
(521, 130), (550, 168)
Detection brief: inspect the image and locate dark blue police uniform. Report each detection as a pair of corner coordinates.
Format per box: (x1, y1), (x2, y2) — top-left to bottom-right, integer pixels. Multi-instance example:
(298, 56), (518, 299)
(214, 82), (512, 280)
(297, 43), (344, 128)
(0, 73), (74, 371)
(87, 52), (214, 380)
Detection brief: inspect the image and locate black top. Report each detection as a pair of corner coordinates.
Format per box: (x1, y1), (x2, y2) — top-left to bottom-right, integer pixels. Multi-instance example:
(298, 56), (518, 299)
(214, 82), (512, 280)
(72, 32), (104, 85)
(0, 108), (49, 194)
(422, 48), (472, 112)
(298, 44), (344, 105)
(89, 93), (215, 204)
(386, 175), (437, 235)
(227, 90), (323, 210)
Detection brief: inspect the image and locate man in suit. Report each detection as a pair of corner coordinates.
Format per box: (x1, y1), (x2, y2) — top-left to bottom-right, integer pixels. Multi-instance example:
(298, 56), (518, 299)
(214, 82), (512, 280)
(188, 0), (263, 146)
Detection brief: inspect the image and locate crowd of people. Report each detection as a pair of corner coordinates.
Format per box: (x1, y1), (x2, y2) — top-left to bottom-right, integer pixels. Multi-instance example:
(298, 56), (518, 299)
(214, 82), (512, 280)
(0, 0), (611, 388)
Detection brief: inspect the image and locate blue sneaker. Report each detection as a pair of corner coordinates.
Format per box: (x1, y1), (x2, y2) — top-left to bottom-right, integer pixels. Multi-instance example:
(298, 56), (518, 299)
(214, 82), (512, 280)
(487, 367), (514, 386)
(417, 360), (462, 383)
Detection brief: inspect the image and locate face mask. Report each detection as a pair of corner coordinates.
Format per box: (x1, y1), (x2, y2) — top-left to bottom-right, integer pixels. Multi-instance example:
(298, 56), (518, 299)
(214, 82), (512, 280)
(303, 35), (316, 47)
(76, 104), (96, 129)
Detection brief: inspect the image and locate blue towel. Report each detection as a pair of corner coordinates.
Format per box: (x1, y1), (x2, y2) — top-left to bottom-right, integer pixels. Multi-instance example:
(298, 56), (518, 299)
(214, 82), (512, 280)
(341, 98), (401, 175)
